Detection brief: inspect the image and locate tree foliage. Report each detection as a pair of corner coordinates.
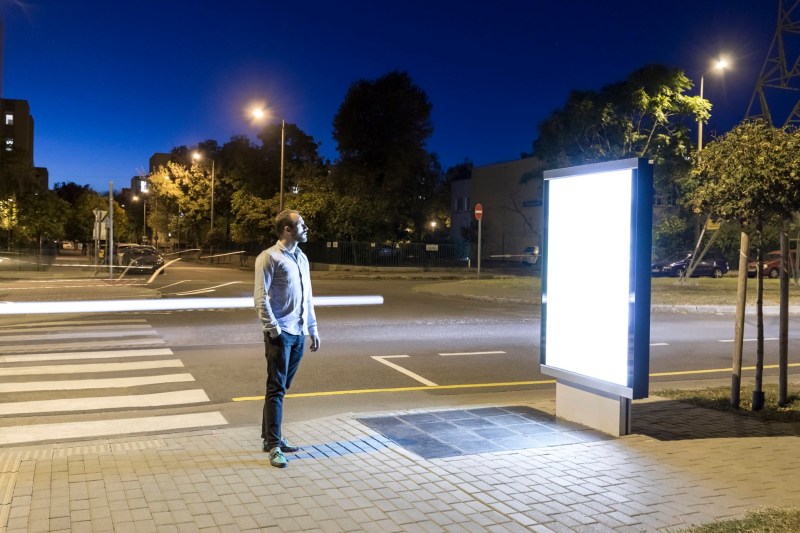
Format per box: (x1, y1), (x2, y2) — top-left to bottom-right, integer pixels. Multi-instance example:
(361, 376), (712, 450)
(531, 64), (707, 194)
(685, 120), (800, 223)
(332, 70), (443, 240)
(16, 189), (70, 244)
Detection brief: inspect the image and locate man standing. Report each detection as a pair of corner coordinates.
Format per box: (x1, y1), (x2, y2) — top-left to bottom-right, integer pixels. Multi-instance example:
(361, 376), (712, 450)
(254, 209), (320, 468)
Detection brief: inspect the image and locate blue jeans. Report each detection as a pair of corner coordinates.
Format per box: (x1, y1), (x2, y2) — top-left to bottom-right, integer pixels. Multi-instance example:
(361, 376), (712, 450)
(262, 331), (305, 448)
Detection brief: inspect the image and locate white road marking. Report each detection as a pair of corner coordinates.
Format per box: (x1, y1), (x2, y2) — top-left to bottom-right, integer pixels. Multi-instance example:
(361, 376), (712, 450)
(0, 412), (227, 445)
(0, 323), (152, 334)
(0, 390), (210, 416)
(0, 348), (174, 363)
(0, 373), (195, 393)
(158, 280), (188, 290)
(439, 351), (506, 356)
(650, 343), (669, 346)
(170, 281), (241, 296)
(0, 338), (165, 353)
(718, 337), (779, 343)
(0, 329), (158, 342)
(0, 359), (184, 376)
(371, 355), (438, 386)
(0, 318), (147, 329)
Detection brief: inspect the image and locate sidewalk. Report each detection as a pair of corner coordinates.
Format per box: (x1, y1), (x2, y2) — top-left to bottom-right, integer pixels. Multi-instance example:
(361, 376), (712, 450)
(2, 259), (800, 531)
(1, 392), (798, 532)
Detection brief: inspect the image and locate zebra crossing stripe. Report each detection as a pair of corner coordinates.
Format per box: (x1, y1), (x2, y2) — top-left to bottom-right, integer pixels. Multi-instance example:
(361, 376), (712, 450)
(0, 373), (195, 393)
(0, 323), (150, 334)
(0, 412), (228, 445)
(0, 318), (147, 329)
(0, 390), (210, 416)
(0, 359), (184, 376)
(0, 348), (174, 363)
(0, 330), (159, 342)
(0, 338), (165, 353)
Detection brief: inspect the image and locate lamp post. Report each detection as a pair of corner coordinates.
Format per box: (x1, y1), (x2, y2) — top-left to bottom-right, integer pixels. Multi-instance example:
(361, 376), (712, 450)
(698, 57), (729, 152)
(251, 108), (286, 211)
(192, 151), (215, 232)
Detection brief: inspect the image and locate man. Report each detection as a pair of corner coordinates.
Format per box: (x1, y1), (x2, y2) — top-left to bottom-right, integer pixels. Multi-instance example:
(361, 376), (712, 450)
(254, 209), (320, 468)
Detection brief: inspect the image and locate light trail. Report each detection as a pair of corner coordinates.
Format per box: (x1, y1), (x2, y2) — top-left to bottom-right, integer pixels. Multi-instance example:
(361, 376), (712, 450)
(0, 295), (384, 315)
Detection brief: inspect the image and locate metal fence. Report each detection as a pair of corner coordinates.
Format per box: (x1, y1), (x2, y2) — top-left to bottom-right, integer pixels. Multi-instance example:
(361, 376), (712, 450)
(302, 241), (472, 268)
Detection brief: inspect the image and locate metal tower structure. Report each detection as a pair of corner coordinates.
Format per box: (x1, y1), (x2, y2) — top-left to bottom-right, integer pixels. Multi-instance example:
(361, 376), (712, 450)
(746, 0), (800, 127)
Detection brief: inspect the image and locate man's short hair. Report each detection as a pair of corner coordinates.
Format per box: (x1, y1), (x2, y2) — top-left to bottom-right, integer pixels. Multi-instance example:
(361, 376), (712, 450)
(274, 209), (299, 237)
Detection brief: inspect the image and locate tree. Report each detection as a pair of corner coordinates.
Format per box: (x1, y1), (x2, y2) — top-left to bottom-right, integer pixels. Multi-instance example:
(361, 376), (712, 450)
(148, 161), (208, 247)
(332, 70), (441, 241)
(686, 119), (800, 408)
(54, 182), (95, 242)
(16, 190), (69, 255)
(0, 196), (18, 250)
(529, 64), (708, 230)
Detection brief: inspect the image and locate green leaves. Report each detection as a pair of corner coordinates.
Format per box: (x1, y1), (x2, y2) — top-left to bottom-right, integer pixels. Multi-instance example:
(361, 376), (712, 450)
(687, 120), (800, 225)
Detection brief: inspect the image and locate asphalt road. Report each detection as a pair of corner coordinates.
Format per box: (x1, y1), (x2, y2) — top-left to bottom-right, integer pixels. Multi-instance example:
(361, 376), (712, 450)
(1, 261), (798, 446)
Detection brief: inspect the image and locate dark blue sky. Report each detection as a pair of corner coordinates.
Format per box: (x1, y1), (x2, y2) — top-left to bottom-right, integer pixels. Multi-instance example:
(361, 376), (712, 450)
(1, 1), (777, 191)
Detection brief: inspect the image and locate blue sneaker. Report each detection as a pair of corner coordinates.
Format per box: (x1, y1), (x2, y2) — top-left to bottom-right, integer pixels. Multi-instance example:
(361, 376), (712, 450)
(269, 447), (287, 468)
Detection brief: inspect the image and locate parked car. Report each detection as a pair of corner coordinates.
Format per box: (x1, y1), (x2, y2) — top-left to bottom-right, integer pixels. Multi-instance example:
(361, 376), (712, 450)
(373, 244), (402, 264)
(521, 246), (539, 266)
(121, 245), (165, 274)
(747, 250), (798, 279)
(651, 251), (729, 278)
(113, 243), (139, 265)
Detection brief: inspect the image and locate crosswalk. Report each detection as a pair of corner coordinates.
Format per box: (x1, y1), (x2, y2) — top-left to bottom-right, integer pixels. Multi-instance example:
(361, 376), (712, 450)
(0, 317), (227, 446)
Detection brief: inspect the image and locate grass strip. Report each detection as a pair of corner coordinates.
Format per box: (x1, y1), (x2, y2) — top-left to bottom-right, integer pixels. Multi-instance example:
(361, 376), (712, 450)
(658, 384), (800, 423)
(678, 507), (800, 532)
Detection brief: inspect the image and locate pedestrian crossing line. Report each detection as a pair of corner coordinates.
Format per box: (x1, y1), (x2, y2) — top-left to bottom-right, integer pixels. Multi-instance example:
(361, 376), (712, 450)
(0, 390), (210, 416)
(0, 318), (147, 329)
(0, 329), (159, 342)
(0, 323), (152, 334)
(0, 412), (228, 446)
(0, 359), (184, 377)
(0, 338), (165, 354)
(0, 348), (175, 363)
(0, 373), (195, 393)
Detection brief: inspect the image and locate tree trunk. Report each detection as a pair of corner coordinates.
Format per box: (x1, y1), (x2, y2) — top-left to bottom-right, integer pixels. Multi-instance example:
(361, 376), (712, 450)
(732, 231), (749, 408)
(753, 221), (765, 411)
(779, 222), (789, 406)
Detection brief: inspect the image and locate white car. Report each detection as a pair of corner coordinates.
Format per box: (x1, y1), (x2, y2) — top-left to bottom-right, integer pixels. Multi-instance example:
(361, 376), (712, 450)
(521, 246), (539, 266)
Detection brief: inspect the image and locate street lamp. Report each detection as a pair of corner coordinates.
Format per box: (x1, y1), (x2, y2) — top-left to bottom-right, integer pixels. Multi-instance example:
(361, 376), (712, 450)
(698, 57), (730, 152)
(251, 107), (286, 211)
(192, 151), (216, 232)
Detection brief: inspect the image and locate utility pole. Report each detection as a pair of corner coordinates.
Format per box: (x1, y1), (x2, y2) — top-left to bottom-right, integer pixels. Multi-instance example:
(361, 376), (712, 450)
(745, 0), (800, 127)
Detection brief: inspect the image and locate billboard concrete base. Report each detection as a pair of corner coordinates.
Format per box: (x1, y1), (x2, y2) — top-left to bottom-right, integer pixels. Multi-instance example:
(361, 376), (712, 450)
(555, 380), (631, 437)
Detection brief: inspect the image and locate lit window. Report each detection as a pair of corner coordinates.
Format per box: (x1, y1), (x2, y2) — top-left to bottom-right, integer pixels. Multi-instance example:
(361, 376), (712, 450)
(4, 114), (12, 126)
(4, 139), (13, 151)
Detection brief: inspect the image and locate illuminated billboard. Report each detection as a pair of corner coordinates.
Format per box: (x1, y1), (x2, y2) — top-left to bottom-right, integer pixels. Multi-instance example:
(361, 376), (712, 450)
(540, 158), (652, 399)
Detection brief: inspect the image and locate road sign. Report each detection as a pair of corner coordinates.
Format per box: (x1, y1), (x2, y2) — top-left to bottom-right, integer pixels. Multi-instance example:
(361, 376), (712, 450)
(474, 203), (483, 221)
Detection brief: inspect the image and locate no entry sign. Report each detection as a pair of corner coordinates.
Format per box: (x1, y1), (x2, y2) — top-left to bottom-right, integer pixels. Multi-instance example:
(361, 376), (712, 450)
(474, 203), (483, 221)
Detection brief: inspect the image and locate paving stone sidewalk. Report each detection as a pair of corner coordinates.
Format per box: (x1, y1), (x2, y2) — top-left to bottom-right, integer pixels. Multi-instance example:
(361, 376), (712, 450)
(1, 397), (798, 533)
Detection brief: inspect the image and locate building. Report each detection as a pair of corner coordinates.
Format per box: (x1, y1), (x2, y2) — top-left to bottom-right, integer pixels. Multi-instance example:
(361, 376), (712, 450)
(0, 98), (48, 191)
(149, 152), (171, 173)
(1, 98), (32, 160)
(451, 157), (544, 261)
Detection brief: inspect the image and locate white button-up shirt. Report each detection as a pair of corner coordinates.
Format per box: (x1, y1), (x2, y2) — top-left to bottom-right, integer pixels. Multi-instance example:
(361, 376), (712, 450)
(254, 241), (318, 337)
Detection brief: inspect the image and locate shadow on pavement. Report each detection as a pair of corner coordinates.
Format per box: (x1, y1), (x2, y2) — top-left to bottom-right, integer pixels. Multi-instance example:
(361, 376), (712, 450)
(632, 398), (800, 440)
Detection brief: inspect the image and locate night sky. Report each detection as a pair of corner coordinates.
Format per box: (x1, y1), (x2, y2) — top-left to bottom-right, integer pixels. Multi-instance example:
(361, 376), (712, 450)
(1, 1), (778, 191)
